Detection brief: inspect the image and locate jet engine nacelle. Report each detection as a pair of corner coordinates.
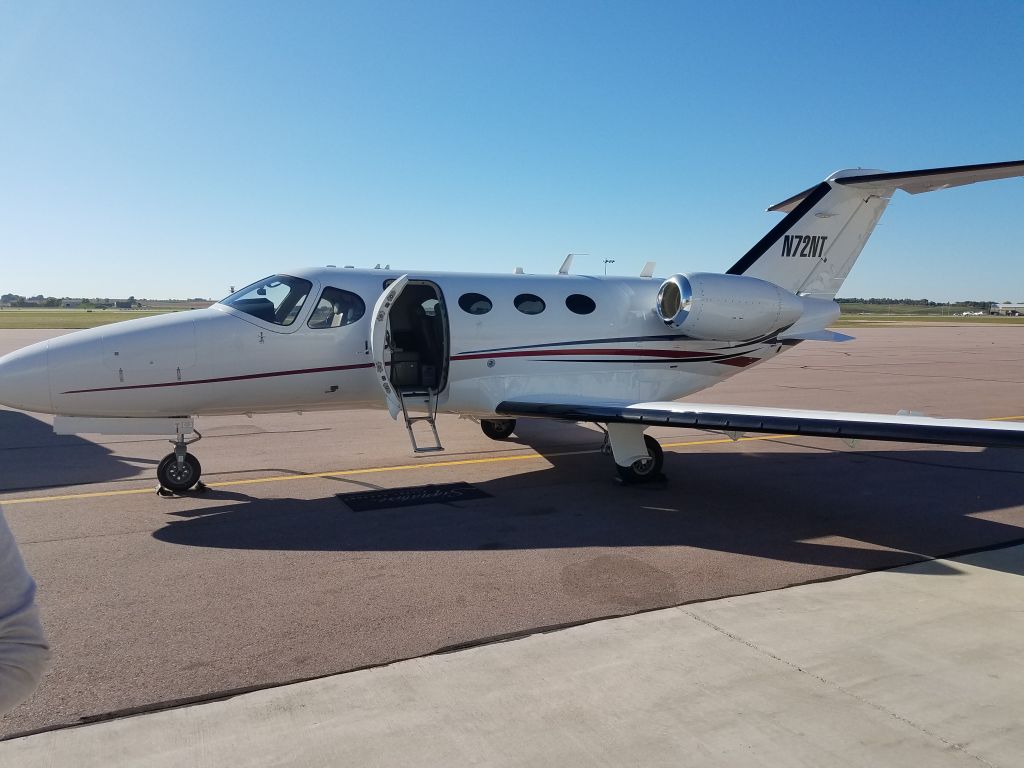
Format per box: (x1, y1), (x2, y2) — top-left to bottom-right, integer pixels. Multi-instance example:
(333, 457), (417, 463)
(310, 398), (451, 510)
(655, 272), (803, 341)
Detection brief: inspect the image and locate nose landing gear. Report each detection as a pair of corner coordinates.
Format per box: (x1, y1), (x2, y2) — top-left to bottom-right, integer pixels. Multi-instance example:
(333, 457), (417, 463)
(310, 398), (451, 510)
(157, 429), (205, 495)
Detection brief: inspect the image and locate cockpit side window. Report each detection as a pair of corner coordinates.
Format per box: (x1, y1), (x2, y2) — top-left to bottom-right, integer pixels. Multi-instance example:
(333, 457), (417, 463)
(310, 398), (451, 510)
(222, 276), (313, 326)
(308, 287), (367, 329)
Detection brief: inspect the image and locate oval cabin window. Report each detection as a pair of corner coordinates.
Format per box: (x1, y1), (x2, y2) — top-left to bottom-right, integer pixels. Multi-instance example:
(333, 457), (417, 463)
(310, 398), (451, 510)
(514, 294), (546, 315)
(458, 293), (493, 315)
(565, 294), (596, 315)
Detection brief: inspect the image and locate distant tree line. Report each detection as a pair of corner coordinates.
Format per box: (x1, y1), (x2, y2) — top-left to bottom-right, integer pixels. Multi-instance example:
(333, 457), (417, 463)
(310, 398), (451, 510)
(0, 294), (141, 308)
(836, 298), (994, 309)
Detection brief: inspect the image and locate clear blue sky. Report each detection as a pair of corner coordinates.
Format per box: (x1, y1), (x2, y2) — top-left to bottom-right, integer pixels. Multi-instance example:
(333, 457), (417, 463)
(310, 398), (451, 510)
(2, 1), (1022, 301)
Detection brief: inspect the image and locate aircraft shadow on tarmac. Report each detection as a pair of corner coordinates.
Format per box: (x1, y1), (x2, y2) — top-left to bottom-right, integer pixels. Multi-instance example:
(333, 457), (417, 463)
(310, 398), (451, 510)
(0, 409), (142, 492)
(153, 435), (1024, 576)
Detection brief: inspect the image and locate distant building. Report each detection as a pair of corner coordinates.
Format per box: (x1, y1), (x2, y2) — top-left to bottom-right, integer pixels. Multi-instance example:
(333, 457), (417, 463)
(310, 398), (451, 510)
(991, 303), (1024, 316)
(62, 300), (83, 308)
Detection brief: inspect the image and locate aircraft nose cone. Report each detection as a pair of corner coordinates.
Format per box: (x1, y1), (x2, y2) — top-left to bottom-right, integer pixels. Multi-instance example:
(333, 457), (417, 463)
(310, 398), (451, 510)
(0, 342), (53, 414)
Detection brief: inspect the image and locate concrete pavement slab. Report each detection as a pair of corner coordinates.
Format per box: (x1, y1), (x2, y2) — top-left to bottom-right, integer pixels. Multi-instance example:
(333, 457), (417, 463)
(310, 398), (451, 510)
(4, 544), (1023, 767)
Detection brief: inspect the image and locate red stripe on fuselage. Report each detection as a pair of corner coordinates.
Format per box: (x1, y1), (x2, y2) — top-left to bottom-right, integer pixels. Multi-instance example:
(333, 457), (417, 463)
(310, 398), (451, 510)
(60, 362), (375, 395)
(61, 348), (761, 395)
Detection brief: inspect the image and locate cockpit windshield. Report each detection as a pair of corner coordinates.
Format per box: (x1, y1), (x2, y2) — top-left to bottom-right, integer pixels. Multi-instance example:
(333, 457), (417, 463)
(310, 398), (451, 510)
(221, 275), (313, 326)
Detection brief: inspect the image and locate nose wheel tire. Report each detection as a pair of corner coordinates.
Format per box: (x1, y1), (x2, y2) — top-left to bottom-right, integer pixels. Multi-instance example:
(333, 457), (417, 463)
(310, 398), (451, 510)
(481, 418), (516, 440)
(157, 452), (203, 493)
(616, 435), (664, 484)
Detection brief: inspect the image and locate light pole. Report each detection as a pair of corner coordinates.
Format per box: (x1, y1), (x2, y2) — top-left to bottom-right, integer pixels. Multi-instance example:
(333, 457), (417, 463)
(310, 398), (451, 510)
(603, 259), (615, 275)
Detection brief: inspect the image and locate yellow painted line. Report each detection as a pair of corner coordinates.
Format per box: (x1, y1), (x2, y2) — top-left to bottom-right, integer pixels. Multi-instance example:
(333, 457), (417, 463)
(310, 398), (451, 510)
(0, 433), (787, 506)
(4, 414), (1023, 507)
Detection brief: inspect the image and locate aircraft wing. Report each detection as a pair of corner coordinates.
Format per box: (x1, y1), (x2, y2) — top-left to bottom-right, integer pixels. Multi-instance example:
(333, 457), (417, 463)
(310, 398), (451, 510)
(495, 400), (1024, 449)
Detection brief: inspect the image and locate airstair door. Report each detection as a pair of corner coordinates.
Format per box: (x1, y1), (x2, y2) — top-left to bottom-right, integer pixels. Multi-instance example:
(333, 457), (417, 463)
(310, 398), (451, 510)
(369, 274), (445, 452)
(369, 274), (408, 419)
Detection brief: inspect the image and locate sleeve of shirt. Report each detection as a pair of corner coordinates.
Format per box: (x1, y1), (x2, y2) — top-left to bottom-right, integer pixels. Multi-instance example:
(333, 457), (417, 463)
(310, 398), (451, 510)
(0, 506), (50, 714)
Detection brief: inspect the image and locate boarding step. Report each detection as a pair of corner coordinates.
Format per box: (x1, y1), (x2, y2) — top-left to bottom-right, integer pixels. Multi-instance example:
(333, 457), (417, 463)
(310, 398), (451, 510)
(399, 388), (444, 453)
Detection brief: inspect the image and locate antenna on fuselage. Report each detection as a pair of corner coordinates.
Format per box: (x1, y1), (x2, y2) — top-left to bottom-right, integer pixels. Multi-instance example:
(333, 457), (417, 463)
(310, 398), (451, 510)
(559, 253), (588, 275)
(514, 267), (525, 274)
(640, 262), (656, 278)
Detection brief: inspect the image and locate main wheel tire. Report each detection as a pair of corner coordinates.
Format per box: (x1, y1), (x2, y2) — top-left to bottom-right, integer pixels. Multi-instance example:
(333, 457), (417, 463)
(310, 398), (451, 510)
(157, 452), (202, 492)
(616, 435), (664, 484)
(481, 419), (516, 440)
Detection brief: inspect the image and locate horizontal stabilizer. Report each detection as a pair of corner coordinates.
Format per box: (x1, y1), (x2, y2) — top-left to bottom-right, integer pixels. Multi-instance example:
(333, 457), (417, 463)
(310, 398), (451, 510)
(767, 160), (1024, 213)
(835, 160), (1024, 195)
(497, 400), (1024, 450)
(767, 184), (821, 213)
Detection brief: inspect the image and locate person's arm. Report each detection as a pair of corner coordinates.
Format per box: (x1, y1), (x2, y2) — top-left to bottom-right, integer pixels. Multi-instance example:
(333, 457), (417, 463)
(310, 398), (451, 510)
(0, 506), (50, 714)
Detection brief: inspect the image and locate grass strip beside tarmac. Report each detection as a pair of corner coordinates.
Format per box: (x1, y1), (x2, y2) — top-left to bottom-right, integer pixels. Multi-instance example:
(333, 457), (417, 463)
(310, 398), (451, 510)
(0, 310), (179, 330)
(3, 308), (1024, 331)
(833, 315), (1024, 327)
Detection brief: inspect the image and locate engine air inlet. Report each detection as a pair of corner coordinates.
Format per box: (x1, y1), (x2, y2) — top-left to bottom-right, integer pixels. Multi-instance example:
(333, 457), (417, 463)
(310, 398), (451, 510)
(656, 274), (693, 327)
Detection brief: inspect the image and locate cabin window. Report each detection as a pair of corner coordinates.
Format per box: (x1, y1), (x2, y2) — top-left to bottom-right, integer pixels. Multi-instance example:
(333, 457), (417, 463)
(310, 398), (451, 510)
(222, 275), (312, 326)
(514, 293), (546, 315)
(565, 294), (596, 315)
(307, 287), (366, 329)
(458, 293), (493, 315)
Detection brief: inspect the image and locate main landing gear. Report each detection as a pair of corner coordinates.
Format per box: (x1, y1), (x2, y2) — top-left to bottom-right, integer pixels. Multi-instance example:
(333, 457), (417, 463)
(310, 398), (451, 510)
(602, 424), (665, 484)
(157, 429), (205, 494)
(616, 435), (664, 483)
(481, 418), (516, 440)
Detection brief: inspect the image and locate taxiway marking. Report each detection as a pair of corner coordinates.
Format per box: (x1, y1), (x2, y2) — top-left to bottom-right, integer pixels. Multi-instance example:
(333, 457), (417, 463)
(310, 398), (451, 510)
(4, 415), (1023, 506)
(0, 433), (790, 506)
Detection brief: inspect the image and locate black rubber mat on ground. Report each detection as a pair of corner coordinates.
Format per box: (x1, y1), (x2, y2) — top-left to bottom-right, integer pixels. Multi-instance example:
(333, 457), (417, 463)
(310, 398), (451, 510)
(338, 482), (492, 511)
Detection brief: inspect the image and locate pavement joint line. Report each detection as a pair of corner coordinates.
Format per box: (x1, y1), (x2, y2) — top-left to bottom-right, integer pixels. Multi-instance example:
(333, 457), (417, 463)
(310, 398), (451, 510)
(680, 607), (999, 767)
(3, 415), (1022, 507)
(0, 434), (789, 505)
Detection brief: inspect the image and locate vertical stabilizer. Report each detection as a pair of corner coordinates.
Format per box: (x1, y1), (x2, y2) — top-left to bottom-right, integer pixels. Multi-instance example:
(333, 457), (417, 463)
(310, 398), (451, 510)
(727, 160), (1024, 299)
(726, 175), (890, 298)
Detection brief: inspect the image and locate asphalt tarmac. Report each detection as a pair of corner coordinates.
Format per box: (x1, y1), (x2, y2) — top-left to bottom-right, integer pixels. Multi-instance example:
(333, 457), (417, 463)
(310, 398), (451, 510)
(2, 325), (1023, 740)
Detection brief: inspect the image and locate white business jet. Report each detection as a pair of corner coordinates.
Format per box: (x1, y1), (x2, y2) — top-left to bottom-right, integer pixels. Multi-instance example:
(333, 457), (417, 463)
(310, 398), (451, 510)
(2, 161), (1024, 492)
